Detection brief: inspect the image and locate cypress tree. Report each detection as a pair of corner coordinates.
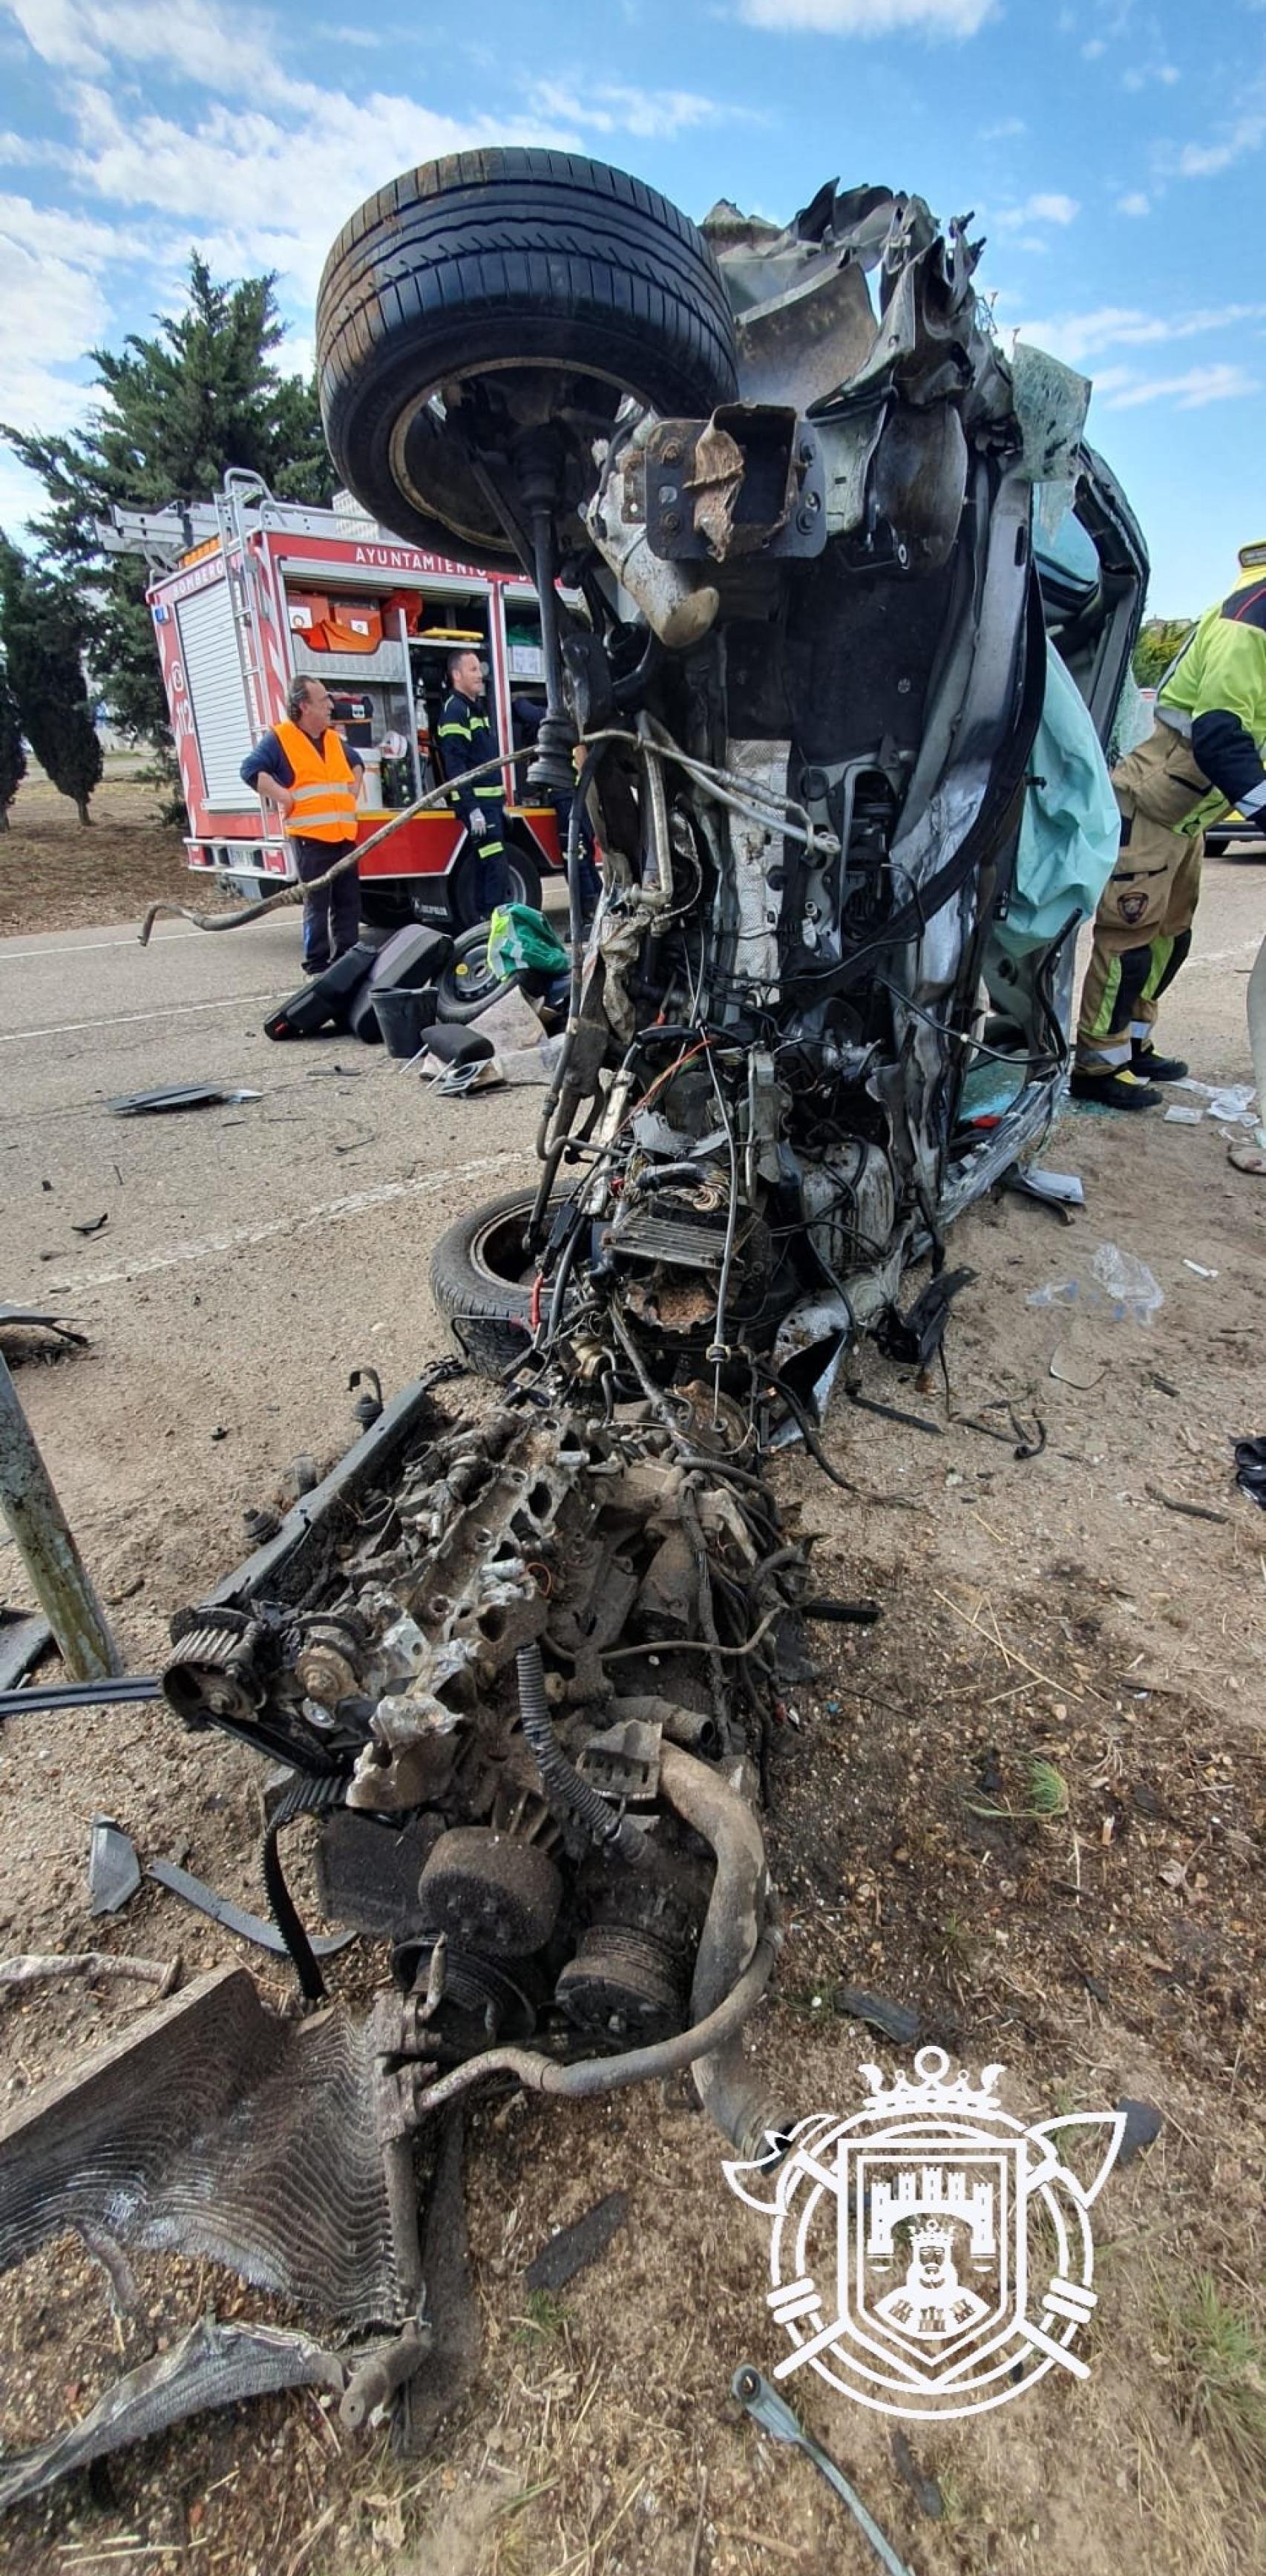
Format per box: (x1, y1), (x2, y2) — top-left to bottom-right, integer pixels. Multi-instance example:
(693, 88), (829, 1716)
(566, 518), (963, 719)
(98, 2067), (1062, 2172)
(0, 540), (103, 826)
(0, 658), (24, 831)
(2, 256), (333, 756)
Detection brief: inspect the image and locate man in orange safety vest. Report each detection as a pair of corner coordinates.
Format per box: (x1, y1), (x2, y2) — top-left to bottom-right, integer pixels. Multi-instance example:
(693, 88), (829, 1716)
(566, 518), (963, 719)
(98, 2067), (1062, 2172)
(242, 675), (364, 972)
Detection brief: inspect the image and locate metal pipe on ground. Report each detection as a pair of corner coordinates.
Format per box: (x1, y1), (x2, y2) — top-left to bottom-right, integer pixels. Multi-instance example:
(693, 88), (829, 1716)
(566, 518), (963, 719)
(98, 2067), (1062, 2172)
(0, 1354), (121, 1681)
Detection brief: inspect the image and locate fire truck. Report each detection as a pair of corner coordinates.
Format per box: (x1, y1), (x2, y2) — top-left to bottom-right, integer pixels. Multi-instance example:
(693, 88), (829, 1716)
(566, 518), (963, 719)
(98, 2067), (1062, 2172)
(111, 469), (563, 926)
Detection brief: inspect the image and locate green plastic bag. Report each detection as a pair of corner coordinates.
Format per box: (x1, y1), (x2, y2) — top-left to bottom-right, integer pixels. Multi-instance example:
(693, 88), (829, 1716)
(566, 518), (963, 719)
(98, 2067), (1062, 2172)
(487, 903), (569, 981)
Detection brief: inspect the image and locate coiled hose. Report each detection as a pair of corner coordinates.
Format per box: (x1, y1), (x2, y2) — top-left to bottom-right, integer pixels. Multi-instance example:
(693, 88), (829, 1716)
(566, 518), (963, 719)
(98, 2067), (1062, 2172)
(516, 1643), (643, 1861)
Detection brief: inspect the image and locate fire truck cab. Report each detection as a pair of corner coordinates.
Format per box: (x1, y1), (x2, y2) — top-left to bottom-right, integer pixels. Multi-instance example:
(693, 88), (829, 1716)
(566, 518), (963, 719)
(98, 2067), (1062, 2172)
(124, 470), (562, 926)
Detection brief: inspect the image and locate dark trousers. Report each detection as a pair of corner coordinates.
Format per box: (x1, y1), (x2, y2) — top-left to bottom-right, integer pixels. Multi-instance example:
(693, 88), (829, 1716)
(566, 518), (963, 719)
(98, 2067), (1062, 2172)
(471, 805), (511, 914)
(293, 837), (360, 970)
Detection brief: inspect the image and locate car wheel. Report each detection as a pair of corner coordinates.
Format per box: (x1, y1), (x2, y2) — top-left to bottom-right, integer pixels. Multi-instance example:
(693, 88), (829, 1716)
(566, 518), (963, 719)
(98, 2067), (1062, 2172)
(316, 148), (739, 572)
(448, 840), (542, 932)
(434, 923), (520, 1023)
(430, 1189), (559, 1376)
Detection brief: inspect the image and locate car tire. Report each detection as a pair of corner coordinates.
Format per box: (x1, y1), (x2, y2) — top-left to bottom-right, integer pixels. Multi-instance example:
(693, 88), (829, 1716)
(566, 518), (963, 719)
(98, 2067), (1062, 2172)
(448, 839), (542, 932)
(434, 923), (522, 1024)
(430, 1189), (558, 1376)
(316, 148), (739, 571)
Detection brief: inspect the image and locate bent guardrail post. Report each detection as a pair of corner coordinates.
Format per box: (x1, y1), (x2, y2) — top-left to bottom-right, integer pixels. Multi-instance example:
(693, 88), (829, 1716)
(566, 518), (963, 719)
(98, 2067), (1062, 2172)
(0, 1353), (121, 1681)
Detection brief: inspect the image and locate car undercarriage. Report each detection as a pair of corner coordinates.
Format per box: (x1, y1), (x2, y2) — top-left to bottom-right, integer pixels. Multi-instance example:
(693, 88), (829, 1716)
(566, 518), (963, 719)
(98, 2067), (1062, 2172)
(0, 153), (1147, 2494)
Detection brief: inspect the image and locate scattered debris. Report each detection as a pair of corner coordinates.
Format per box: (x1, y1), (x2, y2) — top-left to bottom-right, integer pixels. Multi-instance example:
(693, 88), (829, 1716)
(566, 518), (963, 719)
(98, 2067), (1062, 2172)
(846, 1385), (944, 1436)
(0, 1609), (51, 1692)
(0, 1674), (160, 1720)
(1049, 1342), (1107, 1390)
(525, 2190), (631, 2293)
(0, 1951), (179, 1996)
(70, 1214), (109, 1237)
(832, 1987), (922, 2044)
(1145, 1485), (1230, 1526)
(0, 2315), (344, 2511)
(890, 2425), (945, 2520)
(1003, 1165), (1085, 1216)
(732, 2365), (915, 2576)
(1163, 1105), (1203, 1126)
(88, 1816), (142, 1916)
(147, 1855), (356, 1963)
(0, 1305), (88, 1351)
(1028, 1241), (1164, 1324)
(107, 1084), (261, 1117)
(1232, 1436), (1266, 1511)
(1183, 1260), (1219, 1279)
(1115, 2097), (1164, 2167)
(1174, 1078), (1256, 1126)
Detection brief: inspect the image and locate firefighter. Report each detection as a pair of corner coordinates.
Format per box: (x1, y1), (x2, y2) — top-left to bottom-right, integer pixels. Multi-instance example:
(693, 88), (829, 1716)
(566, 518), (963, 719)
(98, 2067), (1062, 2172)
(437, 647), (511, 917)
(241, 675), (363, 972)
(1073, 539), (1266, 1109)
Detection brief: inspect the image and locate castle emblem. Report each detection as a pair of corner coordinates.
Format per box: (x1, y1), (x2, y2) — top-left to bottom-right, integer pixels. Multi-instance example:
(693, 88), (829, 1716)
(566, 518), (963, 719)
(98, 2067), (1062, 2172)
(724, 2048), (1125, 2421)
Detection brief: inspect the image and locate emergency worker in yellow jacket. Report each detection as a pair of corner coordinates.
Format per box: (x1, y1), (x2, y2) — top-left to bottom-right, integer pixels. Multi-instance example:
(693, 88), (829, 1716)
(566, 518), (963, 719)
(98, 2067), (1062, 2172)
(242, 675), (363, 973)
(1073, 540), (1266, 1108)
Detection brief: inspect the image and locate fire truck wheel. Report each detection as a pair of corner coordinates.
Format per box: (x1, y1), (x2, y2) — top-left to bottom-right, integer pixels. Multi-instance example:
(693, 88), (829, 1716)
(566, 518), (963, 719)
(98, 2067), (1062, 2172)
(449, 842), (542, 932)
(316, 149), (738, 572)
(430, 1190), (558, 1376)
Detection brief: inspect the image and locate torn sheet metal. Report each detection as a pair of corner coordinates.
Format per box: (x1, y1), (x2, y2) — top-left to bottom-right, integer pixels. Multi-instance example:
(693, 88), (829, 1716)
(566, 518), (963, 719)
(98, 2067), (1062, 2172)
(107, 1084), (261, 1117)
(0, 2315), (344, 2511)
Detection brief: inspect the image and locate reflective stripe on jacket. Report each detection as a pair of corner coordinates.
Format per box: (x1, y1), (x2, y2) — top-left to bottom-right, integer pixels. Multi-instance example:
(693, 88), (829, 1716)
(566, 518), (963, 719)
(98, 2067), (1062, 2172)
(1157, 563), (1266, 827)
(275, 721), (360, 842)
(437, 691), (504, 824)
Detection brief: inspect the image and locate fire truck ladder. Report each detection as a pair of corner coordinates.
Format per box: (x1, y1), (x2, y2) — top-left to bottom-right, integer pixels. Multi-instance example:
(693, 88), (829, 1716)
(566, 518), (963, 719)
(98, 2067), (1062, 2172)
(214, 470), (274, 748)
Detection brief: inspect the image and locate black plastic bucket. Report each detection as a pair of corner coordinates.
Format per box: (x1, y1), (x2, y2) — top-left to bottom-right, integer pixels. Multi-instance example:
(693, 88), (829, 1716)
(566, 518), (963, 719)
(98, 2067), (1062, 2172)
(372, 985), (433, 1058)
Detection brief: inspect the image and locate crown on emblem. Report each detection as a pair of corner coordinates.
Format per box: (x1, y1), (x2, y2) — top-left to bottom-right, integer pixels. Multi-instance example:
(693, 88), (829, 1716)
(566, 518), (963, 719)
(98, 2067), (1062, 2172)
(910, 2217), (955, 2246)
(858, 2047), (1005, 2116)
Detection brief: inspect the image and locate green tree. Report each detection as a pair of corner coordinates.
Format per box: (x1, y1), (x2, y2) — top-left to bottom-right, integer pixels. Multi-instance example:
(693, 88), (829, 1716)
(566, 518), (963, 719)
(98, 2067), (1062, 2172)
(1133, 616), (1193, 692)
(2, 255), (334, 757)
(0, 658), (24, 831)
(0, 539), (103, 824)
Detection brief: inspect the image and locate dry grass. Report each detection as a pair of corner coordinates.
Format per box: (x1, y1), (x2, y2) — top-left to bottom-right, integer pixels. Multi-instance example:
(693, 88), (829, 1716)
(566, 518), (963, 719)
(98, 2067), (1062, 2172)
(0, 765), (191, 937)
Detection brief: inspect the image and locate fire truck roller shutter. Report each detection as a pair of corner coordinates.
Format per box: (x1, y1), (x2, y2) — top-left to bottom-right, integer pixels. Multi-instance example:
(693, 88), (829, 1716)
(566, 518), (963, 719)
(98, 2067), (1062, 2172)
(315, 148), (739, 573)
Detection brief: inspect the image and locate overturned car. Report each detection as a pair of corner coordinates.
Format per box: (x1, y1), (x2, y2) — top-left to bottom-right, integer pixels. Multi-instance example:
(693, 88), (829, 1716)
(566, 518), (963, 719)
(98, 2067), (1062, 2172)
(0, 154), (1145, 2487)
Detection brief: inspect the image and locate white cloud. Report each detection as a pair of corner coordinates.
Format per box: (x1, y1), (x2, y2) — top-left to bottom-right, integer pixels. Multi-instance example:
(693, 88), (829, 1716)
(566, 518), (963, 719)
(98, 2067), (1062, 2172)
(994, 192), (1080, 229)
(1017, 300), (1266, 363)
(525, 79), (748, 140)
(1117, 190), (1150, 215)
(1081, 35), (1106, 57)
(4, 0), (283, 96)
(1099, 362), (1259, 411)
(979, 116), (1026, 138)
(736, 0), (993, 32)
(1122, 59), (1179, 88)
(1177, 111), (1266, 177)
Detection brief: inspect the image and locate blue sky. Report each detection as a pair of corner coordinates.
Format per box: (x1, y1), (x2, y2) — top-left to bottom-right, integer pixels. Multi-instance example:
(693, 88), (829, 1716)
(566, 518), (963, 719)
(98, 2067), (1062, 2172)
(0, 0), (1262, 614)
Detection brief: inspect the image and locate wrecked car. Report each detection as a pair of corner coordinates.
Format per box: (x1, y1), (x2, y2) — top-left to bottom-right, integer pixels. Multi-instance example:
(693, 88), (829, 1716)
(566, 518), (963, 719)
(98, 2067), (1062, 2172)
(0, 152), (1146, 2489)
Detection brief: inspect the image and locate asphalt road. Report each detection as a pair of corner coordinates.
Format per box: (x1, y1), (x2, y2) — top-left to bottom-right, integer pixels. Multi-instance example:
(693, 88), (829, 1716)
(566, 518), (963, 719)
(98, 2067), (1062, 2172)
(0, 853), (1261, 1651)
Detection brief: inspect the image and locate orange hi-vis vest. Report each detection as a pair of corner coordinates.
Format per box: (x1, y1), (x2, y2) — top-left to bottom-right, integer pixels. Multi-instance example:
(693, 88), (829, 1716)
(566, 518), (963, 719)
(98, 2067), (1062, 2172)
(275, 721), (359, 843)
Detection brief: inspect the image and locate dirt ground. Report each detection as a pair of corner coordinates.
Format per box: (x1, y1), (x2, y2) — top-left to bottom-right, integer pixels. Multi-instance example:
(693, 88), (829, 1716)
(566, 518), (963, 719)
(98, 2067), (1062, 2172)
(1, 817), (1265, 2576)
(0, 768), (192, 940)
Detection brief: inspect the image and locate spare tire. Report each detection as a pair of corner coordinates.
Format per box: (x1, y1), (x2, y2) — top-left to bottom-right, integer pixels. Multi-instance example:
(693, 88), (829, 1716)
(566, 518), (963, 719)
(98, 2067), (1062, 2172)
(436, 923), (519, 1024)
(430, 1189), (563, 1376)
(316, 149), (740, 571)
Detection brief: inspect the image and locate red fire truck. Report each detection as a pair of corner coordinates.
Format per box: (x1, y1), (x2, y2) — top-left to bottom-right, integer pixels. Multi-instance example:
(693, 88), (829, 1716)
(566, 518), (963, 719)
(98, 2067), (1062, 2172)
(118, 470), (562, 926)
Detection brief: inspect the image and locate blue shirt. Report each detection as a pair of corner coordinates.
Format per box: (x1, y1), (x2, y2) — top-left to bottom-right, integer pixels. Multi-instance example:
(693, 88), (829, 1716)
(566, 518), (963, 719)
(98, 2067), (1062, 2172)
(240, 727), (364, 790)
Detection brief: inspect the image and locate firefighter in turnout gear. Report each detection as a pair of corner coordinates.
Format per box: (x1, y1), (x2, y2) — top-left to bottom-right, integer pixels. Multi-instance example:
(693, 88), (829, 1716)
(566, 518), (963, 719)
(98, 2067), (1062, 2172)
(1073, 540), (1266, 1109)
(437, 647), (511, 920)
